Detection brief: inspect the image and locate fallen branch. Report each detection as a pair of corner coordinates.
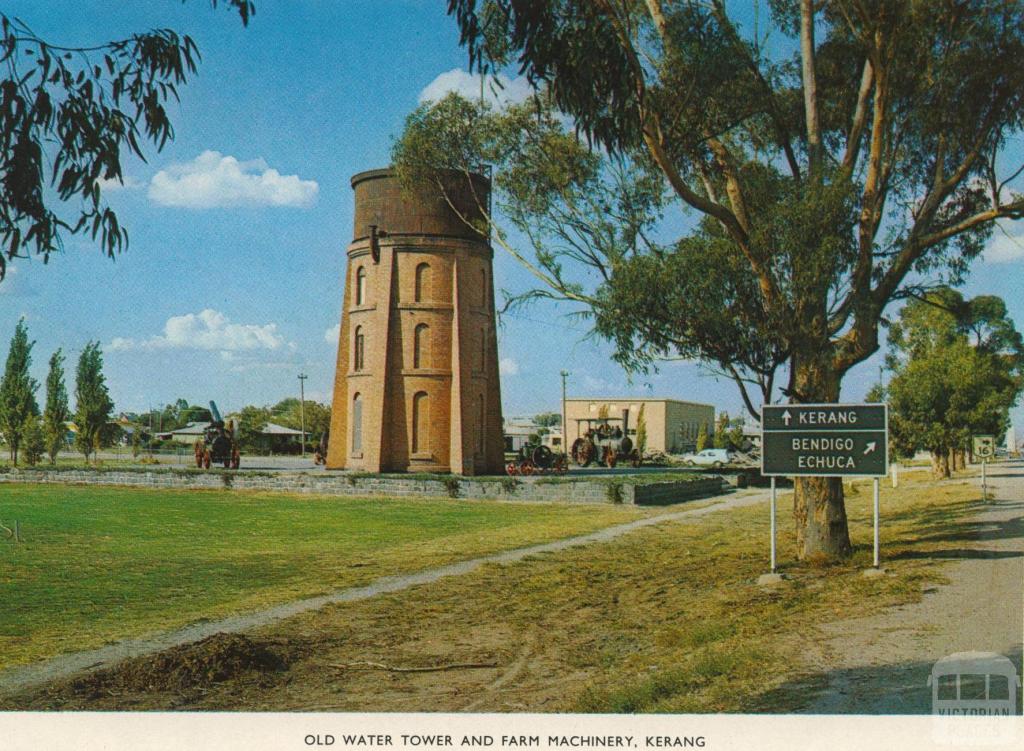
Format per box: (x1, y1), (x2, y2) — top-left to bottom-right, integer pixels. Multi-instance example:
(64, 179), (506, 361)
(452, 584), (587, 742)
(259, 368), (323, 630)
(329, 660), (498, 673)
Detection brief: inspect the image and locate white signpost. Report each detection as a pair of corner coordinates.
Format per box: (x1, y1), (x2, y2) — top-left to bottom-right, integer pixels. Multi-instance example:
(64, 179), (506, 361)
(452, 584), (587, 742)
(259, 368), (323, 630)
(760, 403), (890, 578)
(973, 434), (995, 500)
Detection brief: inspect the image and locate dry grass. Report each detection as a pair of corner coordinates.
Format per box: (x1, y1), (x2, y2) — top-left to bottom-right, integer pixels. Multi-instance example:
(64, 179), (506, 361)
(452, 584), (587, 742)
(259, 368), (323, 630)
(4, 471), (986, 712)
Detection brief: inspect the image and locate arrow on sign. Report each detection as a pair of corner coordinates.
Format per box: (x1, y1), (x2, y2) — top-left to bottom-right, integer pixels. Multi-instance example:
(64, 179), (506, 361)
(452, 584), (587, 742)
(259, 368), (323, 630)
(864, 442), (877, 455)
(782, 410), (792, 426)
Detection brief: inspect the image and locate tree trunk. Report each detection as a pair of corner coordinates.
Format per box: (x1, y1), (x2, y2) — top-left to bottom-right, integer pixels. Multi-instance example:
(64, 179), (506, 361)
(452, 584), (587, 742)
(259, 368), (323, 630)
(790, 348), (852, 560)
(931, 449), (951, 479)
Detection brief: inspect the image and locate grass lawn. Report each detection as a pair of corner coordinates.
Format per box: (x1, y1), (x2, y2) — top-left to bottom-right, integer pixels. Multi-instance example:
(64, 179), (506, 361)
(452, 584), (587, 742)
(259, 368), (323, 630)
(25, 469), (983, 713)
(0, 483), (652, 670)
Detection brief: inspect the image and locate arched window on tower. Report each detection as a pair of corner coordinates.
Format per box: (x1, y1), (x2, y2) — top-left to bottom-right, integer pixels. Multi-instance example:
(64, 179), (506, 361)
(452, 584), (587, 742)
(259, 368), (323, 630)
(414, 323), (429, 369)
(355, 266), (367, 306)
(414, 262), (430, 302)
(353, 326), (365, 372)
(412, 391), (429, 454)
(480, 268), (488, 308)
(479, 327), (486, 371)
(351, 393), (363, 454)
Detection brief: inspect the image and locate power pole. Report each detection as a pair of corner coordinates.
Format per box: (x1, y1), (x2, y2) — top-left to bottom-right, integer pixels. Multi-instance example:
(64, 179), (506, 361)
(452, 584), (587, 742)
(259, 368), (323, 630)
(297, 373), (308, 458)
(560, 370), (569, 454)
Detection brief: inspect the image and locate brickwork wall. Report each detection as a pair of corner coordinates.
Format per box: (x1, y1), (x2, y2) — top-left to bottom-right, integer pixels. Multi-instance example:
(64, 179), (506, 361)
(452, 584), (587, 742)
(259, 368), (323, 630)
(326, 169), (503, 475)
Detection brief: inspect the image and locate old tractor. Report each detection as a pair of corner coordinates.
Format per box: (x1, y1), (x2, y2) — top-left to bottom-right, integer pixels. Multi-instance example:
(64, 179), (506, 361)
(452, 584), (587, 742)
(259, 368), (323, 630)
(194, 401), (241, 469)
(571, 415), (641, 468)
(506, 441), (568, 476)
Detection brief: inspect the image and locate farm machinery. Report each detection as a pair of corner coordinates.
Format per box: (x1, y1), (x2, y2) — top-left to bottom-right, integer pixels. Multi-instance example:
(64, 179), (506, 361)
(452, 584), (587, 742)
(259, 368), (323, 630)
(505, 441), (568, 476)
(194, 401), (241, 469)
(571, 414), (641, 468)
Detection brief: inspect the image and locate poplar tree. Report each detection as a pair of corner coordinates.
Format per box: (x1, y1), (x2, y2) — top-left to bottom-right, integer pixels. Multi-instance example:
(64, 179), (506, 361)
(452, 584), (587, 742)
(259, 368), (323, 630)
(0, 319), (39, 465)
(635, 403), (647, 456)
(695, 423), (709, 452)
(43, 349), (70, 464)
(74, 342), (113, 464)
(713, 413), (729, 450)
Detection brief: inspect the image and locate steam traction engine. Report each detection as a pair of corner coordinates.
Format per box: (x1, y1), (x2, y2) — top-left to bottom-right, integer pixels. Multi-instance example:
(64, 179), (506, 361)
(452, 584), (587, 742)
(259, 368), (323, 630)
(505, 440), (568, 476)
(570, 413), (642, 468)
(194, 401), (241, 469)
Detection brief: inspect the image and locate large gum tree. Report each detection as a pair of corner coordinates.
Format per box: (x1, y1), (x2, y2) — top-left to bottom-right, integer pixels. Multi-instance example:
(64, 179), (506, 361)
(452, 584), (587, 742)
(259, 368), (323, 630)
(442, 0), (1024, 558)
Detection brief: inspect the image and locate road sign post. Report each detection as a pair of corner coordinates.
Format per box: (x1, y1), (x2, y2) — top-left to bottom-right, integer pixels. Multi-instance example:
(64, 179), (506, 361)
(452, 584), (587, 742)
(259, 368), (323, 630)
(873, 478), (880, 568)
(973, 435), (995, 501)
(761, 404), (889, 577)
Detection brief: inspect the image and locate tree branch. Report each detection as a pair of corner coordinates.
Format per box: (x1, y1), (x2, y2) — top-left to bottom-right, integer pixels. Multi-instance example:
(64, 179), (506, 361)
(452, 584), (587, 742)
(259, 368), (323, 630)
(705, 135), (751, 233)
(840, 58), (873, 177)
(917, 199), (1024, 249)
(800, 0), (823, 180)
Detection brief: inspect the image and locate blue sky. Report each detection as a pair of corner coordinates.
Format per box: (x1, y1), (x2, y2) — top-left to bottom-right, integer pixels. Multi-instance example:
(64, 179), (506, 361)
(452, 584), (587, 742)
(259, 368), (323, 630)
(0, 1), (1022, 433)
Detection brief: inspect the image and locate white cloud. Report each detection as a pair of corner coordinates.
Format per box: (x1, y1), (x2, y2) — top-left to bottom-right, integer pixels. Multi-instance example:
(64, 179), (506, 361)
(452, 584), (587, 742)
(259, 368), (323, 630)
(984, 221), (1024, 264)
(110, 309), (287, 353)
(148, 150), (318, 209)
(324, 323), (341, 343)
(419, 69), (534, 109)
(499, 357), (520, 376)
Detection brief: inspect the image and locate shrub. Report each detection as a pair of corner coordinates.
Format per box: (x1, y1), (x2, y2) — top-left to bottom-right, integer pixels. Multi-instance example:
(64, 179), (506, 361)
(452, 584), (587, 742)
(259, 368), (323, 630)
(22, 417), (45, 467)
(606, 481), (624, 504)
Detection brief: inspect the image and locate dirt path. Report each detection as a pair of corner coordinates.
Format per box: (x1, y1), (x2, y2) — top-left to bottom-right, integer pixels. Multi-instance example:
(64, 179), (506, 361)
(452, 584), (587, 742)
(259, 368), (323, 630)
(794, 461), (1024, 714)
(0, 485), (771, 697)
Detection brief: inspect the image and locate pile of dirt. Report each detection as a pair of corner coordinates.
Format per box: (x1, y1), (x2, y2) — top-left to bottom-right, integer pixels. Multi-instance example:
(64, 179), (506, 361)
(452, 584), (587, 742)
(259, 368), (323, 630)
(69, 633), (287, 694)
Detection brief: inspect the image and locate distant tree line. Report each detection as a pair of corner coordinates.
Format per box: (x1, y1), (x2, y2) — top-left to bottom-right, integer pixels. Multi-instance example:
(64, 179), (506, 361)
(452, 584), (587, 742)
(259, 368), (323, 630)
(693, 413), (747, 453)
(233, 399), (331, 453)
(135, 400), (213, 435)
(127, 398), (332, 455)
(871, 289), (1023, 479)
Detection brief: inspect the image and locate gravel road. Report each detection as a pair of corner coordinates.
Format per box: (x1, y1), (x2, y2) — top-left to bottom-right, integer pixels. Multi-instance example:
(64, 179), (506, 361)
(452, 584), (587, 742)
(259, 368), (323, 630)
(798, 461), (1024, 714)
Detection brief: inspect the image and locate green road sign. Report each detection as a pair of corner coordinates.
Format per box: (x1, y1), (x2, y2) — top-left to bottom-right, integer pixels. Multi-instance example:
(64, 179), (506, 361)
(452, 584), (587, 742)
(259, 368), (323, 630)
(972, 435), (995, 459)
(761, 403), (888, 477)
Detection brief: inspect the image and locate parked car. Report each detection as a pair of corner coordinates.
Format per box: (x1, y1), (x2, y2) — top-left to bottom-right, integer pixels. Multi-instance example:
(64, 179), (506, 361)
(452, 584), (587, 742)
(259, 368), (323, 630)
(681, 448), (734, 468)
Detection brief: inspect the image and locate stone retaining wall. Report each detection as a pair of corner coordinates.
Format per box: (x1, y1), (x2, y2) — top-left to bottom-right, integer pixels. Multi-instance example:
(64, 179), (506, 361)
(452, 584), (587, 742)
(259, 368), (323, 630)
(0, 469), (727, 506)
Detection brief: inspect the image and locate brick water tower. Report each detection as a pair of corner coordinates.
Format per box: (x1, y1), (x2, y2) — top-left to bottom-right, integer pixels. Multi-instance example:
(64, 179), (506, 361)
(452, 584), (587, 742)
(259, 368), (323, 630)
(326, 168), (504, 475)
